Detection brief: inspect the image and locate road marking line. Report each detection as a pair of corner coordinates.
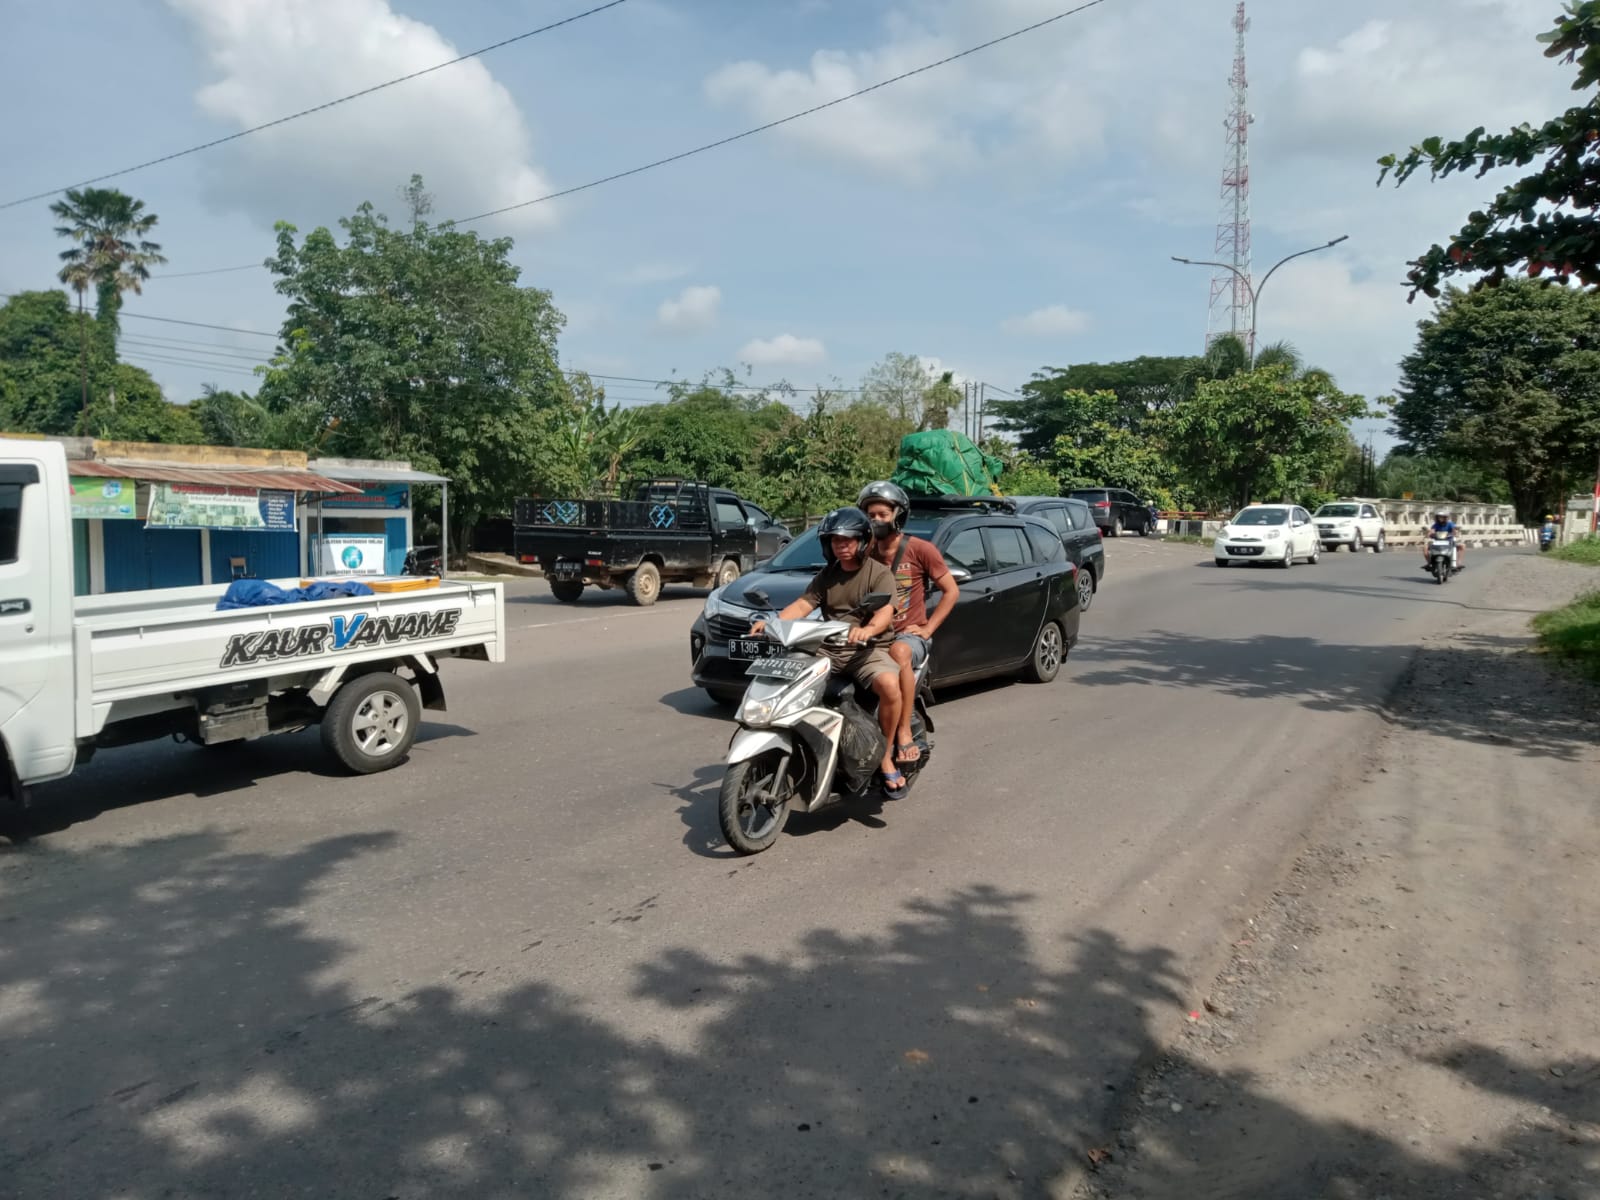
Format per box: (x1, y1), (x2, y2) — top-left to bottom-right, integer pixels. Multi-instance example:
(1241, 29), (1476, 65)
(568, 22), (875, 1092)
(518, 608), (684, 630)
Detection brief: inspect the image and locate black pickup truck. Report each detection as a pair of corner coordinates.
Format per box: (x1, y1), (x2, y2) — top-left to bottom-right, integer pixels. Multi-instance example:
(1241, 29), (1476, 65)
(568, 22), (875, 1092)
(513, 478), (791, 605)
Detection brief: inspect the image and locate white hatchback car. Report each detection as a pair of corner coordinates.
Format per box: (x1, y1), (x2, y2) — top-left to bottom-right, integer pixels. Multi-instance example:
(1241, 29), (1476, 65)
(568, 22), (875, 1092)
(1214, 504), (1321, 568)
(1312, 501), (1387, 553)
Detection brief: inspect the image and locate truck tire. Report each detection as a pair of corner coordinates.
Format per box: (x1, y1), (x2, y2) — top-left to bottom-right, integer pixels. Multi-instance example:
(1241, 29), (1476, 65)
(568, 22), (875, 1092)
(626, 561), (662, 606)
(322, 672), (421, 774)
(549, 578), (584, 603)
(715, 558), (742, 589)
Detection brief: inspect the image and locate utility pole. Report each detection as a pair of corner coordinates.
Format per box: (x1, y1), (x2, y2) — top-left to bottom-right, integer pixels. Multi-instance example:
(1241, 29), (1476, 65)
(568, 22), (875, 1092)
(1207, 2), (1254, 354)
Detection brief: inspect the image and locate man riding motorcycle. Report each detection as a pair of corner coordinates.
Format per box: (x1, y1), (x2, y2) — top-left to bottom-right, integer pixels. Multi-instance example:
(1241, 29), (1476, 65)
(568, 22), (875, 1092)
(857, 480), (959, 768)
(1422, 509), (1462, 571)
(749, 507), (907, 791)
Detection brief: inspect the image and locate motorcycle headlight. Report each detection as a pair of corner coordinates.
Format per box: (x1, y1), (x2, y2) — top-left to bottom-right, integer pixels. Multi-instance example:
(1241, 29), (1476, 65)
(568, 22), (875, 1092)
(737, 664), (827, 727)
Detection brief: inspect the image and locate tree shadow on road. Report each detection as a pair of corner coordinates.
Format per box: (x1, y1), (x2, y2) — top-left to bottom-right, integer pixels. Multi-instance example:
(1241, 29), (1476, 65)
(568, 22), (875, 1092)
(1071, 629), (1599, 762)
(1, 831), (1588, 1198)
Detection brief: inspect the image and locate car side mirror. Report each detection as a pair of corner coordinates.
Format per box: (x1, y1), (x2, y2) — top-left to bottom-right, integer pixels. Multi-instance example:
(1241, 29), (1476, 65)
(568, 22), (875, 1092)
(742, 587), (772, 609)
(947, 566), (972, 584)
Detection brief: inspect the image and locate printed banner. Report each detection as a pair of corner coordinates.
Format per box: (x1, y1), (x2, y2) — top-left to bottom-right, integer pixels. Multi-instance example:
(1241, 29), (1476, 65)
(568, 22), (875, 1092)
(315, 535), (388, 576)
(69, 476), (137, 519)
(147, 483), (296, 531)
(315, 483), (411, 511)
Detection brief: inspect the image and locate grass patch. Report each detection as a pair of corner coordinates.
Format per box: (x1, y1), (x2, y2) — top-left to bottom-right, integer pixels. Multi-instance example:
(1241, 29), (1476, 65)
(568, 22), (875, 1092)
(1161, 534), (1215, 546)
(1552, 534), (1600, 565)
(1532, 590), (1600, 678)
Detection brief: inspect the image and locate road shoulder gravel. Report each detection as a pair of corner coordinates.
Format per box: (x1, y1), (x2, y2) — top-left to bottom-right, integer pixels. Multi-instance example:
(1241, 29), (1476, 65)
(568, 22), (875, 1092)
(1074, 556), (1600, 1199)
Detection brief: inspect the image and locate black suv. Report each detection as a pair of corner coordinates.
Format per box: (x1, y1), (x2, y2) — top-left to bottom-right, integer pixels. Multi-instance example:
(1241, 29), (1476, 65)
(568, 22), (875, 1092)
(689, 498), (1081, 704)
(1007, 496), (1105, 612)
(1067, 487), (1153, 537)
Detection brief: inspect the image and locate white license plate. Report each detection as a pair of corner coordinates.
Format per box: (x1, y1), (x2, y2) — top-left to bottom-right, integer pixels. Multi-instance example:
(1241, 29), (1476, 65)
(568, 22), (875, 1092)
(745, 656), (811, 680)
(730, 638), (778, 661)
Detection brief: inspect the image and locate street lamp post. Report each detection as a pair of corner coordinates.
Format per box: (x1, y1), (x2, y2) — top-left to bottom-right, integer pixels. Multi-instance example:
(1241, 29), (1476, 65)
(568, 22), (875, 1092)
(1172, 235), (1349, 366)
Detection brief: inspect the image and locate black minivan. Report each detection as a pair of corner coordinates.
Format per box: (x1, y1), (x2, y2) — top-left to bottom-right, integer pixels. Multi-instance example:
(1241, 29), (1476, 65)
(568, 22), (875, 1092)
(1066, 487), (1154, 537)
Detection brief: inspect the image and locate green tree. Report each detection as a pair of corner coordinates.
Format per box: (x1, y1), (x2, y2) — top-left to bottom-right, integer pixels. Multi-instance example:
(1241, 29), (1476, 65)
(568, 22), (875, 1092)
(0, 290), (102, 434)
(81, 364), (204, 445)
(1161, 365), (1370, 511)
(625, 371), (792, 487)
(1376, 451), (1513, 504)
(50, 187), (167, 423)
(752, 394), (883, 519)
(188, 385), (333, 452)
(1051, 408), (1174, 500)
(1392, 278), (1600, 518)
(1378, 2), (1600, 297)
(860, 352), (958, 431)
(995, 355), (1195, 456)
(259, 178), (568, 552)
(980, 439), (1059, 497)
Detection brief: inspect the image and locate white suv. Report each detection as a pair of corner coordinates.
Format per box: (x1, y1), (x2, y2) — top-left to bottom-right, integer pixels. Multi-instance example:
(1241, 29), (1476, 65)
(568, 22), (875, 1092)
(1313, 502), (1386, 553)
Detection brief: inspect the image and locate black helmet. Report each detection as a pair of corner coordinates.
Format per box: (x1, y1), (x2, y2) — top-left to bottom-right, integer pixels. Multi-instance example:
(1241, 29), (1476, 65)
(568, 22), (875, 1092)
(857, 480), (910, 531)
(817, 506), (872, 566)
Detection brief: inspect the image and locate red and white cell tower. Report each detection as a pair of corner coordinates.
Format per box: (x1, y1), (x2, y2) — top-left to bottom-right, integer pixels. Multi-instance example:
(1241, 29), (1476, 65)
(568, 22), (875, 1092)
(1207, 2), (1254, 354)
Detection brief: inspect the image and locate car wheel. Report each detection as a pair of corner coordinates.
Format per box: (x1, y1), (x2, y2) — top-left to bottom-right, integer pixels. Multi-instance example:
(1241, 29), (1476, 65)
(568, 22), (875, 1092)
(1351, 531), (1363, 553)
(1278, 543), (1293, 569)
(1308, 543), (1320, 565)
(1022, 620), (1065, 683)
(1215, 558), (1230, 568)
(1374, 530), (1386, 554)
(1110, 517), (1123, 537)
(1075, 567), (1095, 612)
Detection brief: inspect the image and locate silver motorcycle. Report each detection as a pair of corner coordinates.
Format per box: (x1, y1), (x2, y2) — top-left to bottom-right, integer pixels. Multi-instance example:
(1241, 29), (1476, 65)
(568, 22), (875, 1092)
(718, 591), (933, 855)
(1428, 535), (1458, 584)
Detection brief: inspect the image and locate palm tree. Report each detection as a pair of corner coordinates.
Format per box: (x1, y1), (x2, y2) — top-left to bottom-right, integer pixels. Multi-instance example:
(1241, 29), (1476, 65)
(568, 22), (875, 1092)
(51, 187), (168, 422)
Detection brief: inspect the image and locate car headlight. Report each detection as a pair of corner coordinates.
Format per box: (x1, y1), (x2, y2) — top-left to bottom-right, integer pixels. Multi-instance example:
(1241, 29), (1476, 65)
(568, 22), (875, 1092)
(704, 586), (747, 621)
(1265, 529), (1281, 540)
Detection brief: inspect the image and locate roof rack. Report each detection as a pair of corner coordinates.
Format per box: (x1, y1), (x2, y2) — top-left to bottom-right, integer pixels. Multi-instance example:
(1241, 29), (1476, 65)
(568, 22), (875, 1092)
(907, 493), (1018, 514)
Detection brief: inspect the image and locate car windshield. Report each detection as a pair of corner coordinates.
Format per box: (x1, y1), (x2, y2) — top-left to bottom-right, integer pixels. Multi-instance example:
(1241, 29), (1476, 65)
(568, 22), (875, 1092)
(763, 515), (944, 571)
(1231, 508), (1288, 526)
(1316, 504), (1360, 518)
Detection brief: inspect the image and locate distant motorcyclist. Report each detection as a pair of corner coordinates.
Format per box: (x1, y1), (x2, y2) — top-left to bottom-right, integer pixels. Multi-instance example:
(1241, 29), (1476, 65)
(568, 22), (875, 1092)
(1541, 513), (1559, 552)
(1422, 509), (1462, 571)
(749, 507), (906, 790)
(858, 480), (958, 768)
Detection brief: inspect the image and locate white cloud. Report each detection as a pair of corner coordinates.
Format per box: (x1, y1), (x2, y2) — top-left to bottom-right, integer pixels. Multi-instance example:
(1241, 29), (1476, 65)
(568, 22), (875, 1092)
(619, 262), (693, 286)
(656, 285), (722, 333)
(1003, 305), (1090, 338)
(738, 333), (827, 367)
(165, 0), (556, 231)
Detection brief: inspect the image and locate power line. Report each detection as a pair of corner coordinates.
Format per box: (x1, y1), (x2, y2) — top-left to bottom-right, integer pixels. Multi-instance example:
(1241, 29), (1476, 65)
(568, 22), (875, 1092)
(0, 0), (633, 211)
(155, 263), (267, 280)
(122, 351), (262, 378)
(453, 0), (1112, 226)
(117, 330), (276, 355)
(121, 336), (273, 364)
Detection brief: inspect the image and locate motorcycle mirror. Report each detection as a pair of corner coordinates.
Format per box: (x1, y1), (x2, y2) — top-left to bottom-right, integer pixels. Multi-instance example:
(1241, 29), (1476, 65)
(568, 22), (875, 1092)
(742, 587), (773, 609)
(862, 592), (892, 611)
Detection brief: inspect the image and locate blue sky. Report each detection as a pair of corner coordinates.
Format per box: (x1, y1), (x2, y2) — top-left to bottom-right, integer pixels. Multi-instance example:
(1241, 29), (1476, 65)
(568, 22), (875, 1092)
(0, 0), (1570, 450)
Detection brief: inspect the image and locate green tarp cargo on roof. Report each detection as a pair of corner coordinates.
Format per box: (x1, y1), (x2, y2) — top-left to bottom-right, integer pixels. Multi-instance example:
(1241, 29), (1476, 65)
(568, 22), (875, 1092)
(890, 431), (1004, 497)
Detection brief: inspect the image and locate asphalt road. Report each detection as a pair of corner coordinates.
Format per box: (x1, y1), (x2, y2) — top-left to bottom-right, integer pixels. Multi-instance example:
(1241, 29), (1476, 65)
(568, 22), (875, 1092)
(1, 541), (1525, 1199)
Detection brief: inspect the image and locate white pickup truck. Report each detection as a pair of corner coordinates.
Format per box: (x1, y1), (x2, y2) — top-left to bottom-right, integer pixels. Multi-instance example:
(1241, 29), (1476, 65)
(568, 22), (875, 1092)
(0, 437), (506, 833)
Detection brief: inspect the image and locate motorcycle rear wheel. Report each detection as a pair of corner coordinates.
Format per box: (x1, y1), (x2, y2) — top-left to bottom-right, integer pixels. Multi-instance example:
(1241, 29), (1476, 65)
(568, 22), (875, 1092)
(719, 752), (792, 855)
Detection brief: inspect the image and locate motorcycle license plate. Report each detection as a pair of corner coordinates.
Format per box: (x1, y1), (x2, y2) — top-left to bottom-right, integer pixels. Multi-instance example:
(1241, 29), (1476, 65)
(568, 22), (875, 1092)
(745, 655), (811, 680)
(730, 638), (779, 661)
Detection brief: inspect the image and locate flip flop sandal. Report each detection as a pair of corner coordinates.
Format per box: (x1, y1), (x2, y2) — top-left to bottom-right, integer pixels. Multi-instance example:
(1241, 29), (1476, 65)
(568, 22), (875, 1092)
(882, 770), (907, 792)
(895, 742), (922, 764)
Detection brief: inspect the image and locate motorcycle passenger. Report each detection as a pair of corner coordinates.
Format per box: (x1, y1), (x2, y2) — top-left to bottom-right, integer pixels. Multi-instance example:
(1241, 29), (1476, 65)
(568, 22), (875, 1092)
(1422, 509), (1462, 571)
(748, 507), (907, 791)
(858, 480), (959, 767)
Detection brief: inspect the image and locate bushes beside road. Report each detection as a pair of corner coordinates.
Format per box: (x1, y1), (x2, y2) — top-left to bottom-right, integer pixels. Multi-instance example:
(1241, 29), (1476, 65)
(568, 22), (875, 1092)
(1533, 539), (1600, 677)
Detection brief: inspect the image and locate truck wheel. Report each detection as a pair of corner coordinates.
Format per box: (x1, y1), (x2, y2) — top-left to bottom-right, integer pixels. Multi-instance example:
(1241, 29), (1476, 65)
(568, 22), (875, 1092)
(322, 672), (421, 775)
(626, 561), (662, 606)
(549, 578), (584, 603)
(715, 558), (742, 589)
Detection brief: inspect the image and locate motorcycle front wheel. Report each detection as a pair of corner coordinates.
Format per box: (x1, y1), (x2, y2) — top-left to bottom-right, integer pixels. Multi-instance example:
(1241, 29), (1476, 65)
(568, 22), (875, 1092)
(719, 752), (793, 855)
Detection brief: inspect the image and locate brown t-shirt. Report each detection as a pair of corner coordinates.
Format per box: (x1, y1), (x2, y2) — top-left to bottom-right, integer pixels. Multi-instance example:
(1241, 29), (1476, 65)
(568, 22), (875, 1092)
(801, 557), (897, 647)
(874, 535), (949, 632)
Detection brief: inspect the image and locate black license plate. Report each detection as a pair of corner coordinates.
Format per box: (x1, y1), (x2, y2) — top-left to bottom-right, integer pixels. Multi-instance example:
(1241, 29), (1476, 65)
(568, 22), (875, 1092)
(730, 638), (779, 661)
(745, 655), (812, 680)
(548, 562), (583, 580)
